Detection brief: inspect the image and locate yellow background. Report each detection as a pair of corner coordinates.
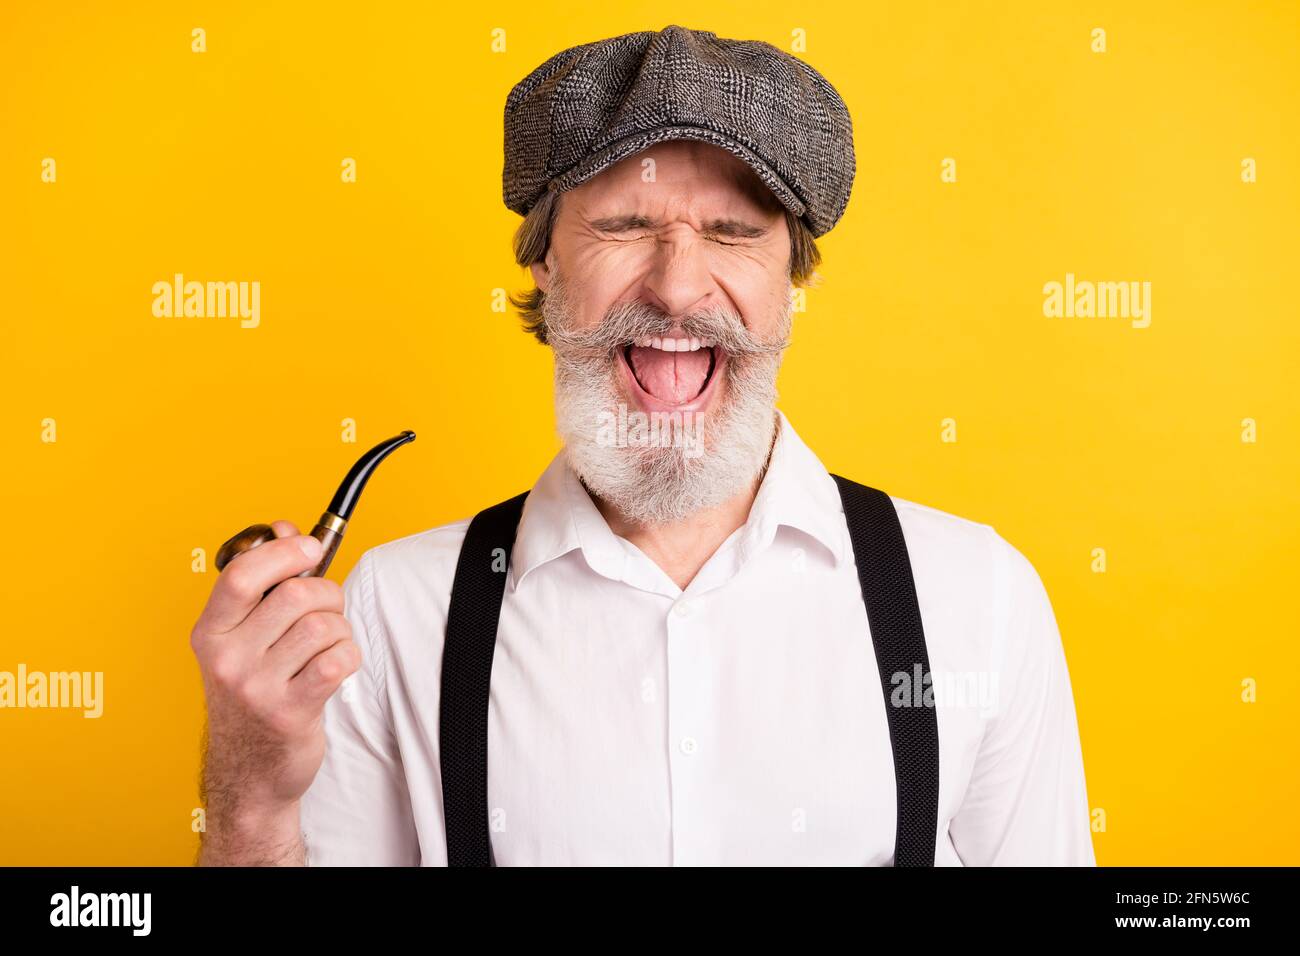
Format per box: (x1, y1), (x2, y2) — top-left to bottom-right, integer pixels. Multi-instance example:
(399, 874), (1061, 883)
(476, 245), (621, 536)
(1, 1), (1296, 865)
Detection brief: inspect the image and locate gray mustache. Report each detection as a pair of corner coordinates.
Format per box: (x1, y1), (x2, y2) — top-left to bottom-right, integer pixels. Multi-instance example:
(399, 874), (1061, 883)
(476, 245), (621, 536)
(547, 301), (788, 357)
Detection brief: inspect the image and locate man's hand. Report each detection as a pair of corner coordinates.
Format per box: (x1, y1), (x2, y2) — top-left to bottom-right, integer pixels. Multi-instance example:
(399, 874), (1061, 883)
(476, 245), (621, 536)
(191, 520), (361, 865)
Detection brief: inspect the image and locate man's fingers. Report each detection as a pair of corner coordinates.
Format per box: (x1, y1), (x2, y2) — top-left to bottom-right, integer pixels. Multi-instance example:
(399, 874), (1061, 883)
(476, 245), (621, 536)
(264, 609), (352, 680)
(199, 533), (325, 635)
(288, 639), (361, 709)
(241, 576), (344, 651)
(271, 520), (301, 539)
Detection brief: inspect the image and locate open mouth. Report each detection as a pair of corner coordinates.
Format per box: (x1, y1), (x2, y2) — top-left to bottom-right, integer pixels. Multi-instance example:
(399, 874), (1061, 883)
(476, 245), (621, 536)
(618, 335), (724, 411)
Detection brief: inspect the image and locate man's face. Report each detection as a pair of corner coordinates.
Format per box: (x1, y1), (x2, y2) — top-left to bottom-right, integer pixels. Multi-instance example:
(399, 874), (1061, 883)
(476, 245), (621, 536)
(534, 140), (796, 525)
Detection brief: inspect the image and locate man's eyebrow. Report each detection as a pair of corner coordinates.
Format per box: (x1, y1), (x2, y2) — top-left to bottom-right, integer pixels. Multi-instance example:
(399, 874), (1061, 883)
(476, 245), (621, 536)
(701, 217), (769, 239)
(586, 213), (769, 239)
(588, 214), (661, 232)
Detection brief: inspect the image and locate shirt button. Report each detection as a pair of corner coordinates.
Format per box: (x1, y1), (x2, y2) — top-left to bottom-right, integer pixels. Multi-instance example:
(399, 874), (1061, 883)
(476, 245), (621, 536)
(680, 736), (698, 755)
(673, 600), (693, 618)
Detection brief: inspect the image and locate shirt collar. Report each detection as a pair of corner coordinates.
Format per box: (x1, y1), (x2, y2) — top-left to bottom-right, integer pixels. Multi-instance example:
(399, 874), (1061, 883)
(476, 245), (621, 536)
(509, 409), (848, 591)
(739, 409), (849, 568)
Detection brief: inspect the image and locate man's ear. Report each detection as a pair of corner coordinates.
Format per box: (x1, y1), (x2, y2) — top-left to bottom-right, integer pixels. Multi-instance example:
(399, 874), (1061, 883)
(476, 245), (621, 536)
(529, 259), (551, 293)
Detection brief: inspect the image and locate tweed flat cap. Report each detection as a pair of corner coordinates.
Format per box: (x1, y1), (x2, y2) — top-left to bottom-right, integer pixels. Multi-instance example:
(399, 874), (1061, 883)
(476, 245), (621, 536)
(503, 24), (855, 237)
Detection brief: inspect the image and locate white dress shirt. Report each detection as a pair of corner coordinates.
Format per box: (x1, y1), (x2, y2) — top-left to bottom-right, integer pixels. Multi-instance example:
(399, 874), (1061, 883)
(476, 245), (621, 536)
(300, 411), (1096, 866)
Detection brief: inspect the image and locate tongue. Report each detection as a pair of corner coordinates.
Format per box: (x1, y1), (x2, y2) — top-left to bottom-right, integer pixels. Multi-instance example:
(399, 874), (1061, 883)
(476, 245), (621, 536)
(628, 346), (711, 404)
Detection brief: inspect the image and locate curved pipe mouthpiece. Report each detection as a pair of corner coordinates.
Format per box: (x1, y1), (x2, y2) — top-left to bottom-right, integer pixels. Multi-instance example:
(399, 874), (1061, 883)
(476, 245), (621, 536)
(327, 430), (417, 521)
(214, 430), (416, 581)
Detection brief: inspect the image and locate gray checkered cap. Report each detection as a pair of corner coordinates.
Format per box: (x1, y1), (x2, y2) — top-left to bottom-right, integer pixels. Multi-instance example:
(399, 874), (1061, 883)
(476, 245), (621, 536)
(503, 24), (855, 238)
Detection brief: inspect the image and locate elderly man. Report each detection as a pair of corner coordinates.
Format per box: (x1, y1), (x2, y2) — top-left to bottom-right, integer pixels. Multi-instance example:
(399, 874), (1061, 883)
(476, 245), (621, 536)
(191, 25), (1095, 866)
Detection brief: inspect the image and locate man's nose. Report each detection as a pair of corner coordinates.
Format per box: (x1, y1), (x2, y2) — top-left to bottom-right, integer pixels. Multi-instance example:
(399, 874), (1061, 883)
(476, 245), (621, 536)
(640, 234), (716, 318)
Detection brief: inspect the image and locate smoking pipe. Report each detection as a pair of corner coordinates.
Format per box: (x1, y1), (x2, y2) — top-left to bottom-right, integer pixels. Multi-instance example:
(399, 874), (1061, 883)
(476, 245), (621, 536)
(214, 430), (416, 580)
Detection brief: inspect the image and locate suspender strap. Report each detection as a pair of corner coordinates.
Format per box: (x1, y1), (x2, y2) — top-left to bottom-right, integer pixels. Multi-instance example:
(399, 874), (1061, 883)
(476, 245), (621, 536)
(440, 478), (939, 867)
(830, 474), (939, 866)
(440, 491), (529, 867)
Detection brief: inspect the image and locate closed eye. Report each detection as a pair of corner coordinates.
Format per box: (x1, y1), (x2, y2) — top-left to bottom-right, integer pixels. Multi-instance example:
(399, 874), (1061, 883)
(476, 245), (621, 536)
(587, 214), (768, 245)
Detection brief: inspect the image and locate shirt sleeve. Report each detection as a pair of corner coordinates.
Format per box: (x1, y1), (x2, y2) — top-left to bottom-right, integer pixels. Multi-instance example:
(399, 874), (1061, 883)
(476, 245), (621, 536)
(299, 549), (420, 865)
(947, 529), (1096, 866)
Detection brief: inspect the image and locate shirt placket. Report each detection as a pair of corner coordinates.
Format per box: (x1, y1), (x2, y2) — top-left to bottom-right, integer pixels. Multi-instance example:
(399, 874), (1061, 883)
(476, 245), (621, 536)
(664, 591), (713, 866)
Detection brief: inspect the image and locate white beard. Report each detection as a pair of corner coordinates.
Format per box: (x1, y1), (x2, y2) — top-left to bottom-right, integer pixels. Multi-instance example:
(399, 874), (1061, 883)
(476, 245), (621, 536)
(544, 275), (790, 526)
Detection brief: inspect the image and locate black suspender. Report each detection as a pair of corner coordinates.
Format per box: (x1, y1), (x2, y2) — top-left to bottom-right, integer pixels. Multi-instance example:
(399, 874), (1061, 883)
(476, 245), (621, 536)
(439, 476), (938, 866)
(830, 475), (940, 867)
(439, 491), (529, 868)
